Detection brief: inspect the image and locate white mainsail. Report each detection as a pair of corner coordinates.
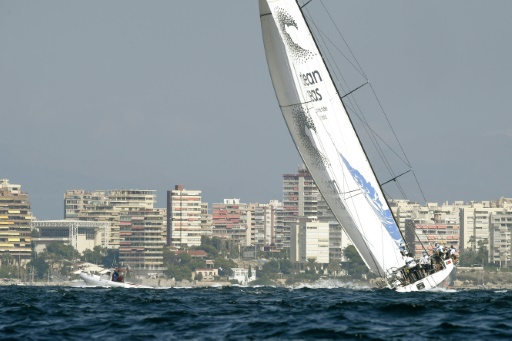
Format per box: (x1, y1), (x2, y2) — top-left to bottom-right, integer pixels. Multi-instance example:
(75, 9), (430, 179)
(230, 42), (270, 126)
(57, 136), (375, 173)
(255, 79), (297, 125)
(259, 0), (405, 277)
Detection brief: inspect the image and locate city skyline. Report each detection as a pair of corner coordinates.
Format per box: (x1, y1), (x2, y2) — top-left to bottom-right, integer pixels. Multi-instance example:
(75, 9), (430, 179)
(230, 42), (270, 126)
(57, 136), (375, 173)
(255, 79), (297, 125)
(2, 1), (512, 219)
(6, 176), (512, 221)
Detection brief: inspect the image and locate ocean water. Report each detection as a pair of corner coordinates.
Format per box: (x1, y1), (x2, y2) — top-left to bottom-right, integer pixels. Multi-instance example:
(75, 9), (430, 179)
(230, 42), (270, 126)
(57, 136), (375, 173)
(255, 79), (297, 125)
(1, 280), (511, 340)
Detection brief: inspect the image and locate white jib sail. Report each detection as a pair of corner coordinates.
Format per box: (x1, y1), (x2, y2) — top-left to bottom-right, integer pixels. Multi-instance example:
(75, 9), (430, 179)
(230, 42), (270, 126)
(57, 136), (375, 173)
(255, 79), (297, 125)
(260, 0), (405, 276)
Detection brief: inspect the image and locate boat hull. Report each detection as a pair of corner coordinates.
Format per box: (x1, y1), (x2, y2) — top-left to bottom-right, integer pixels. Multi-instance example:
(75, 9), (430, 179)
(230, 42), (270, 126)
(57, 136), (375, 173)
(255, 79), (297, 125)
(79, 272), (152, 288)
(395, 259), (456, 292)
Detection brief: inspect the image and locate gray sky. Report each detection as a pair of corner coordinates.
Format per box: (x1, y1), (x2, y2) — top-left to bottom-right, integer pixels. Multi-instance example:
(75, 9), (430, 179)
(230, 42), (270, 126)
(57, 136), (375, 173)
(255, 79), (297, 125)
(2, 1), (511, 220)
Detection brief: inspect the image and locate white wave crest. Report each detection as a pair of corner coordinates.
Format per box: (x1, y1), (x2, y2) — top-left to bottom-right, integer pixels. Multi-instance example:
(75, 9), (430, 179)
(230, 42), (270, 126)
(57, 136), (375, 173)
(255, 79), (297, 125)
(424, 286), (458, 293)
(289, 278), (373, 290)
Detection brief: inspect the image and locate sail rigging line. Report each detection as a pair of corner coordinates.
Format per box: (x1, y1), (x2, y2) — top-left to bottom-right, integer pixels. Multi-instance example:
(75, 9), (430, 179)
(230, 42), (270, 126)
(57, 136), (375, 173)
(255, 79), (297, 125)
(338, 84), (410, 201)
(414, 229), (431, 256)
(340, 82), (369, 99)
(343, 98), (411, 167)
(309, 0), (425, 205)
(301, 7), (367, 82)
(299, 1), (404, 274)
(345, 97), (409, 199)
(339, 188), (362, 196)
(302, 7), (396, 189)
(301, 128), (384, 276)
(380, 169), (412, 187)
(294, 70), (386, 276)
(300, 0), (313, 8)
(318, 0), (368, 80)
(302, 2), (411, 201)
(311, 116), (389, 277)
(261, 0), (455, 290)
(368, 83), (428, 203)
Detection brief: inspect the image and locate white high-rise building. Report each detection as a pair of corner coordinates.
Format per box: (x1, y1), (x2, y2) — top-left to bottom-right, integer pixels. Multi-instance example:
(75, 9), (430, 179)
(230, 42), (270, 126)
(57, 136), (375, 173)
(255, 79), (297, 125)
(291, 217), (329, 270)
(167, 185), (202, 248)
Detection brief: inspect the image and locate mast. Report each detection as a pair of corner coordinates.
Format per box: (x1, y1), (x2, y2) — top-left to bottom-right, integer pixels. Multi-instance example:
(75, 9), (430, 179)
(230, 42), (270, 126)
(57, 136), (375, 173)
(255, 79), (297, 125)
(259, 0), (406, 276)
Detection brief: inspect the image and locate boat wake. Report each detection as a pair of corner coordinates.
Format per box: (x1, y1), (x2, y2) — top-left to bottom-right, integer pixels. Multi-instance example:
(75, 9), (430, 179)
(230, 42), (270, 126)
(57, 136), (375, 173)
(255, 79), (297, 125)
(290, 278), (373, 290)
(423, 286), (458, 293)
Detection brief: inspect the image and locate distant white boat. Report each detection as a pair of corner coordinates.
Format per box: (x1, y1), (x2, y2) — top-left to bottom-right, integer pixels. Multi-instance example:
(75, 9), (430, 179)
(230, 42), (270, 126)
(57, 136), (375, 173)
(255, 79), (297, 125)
(79, 267), (152, 289)
(259, 0), (456, 292)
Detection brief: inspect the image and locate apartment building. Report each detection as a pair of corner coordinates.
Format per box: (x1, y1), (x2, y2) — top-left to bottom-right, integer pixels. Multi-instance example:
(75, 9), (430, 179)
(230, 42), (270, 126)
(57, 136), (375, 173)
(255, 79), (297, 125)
(460, 202), (500, 252)
(0, 179), (33, 266)
(64, 188), (166, 272)
(64, 190), (107, 219)
(290, 217), (329, 270)
(282, 165), (321, 249)
(405, 219), (460, 258)
(64, 189), (158, 248)
(317, 198), (350, 262)
(252, 200), (282, 249)
(489, 208), (512, 267)
(119, 209), (166, 275)
(167, 185), (202, 248)
(211, 199), (249, 247)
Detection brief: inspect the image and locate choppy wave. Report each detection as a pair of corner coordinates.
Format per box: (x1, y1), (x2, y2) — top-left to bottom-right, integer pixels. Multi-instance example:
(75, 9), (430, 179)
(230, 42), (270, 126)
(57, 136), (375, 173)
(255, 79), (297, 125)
(290, 278), (373, 290)
(0, 285), (511, 339)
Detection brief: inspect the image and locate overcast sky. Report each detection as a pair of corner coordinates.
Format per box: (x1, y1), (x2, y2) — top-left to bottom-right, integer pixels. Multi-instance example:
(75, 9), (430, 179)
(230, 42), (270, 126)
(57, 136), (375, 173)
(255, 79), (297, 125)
(2, 1), (511, 220)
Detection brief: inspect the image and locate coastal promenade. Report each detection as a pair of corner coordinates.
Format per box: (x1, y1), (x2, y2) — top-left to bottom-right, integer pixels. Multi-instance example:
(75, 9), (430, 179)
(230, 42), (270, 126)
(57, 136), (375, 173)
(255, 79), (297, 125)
(0, 278), (232, 288)
(3, 268), (512, 289)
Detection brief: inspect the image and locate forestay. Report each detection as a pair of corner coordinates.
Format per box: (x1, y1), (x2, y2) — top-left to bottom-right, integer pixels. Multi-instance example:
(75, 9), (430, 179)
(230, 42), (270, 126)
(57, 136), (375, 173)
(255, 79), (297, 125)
(259, 0), (405, 276)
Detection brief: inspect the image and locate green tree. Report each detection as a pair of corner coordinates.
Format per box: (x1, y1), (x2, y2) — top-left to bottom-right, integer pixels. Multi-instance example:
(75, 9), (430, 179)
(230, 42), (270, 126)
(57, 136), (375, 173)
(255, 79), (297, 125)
(102, 249), (119, 268)
(279, 259), (293, 275)
(343, 245), (368, 278)
(305, 258), (318, 274)
(214, 257), (237, 276)
(200, 236), (225, 255)
(468, 235), (476, 251)
(162, 247), (211, 281)
(165, 265), (192, 282)
(257, 260), (280, 279)
(1, 252), (14, 267)
(459, 249), (478, 267)
(327, 261), (342, 277)
(82, 246), (106, 264)
(26, 255), (49, 280)
(45, 242), (80, 262)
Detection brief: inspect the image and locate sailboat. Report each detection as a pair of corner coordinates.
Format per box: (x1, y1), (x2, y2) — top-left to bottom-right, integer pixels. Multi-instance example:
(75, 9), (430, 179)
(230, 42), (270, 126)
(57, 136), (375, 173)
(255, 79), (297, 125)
(259, 0), (455, 292)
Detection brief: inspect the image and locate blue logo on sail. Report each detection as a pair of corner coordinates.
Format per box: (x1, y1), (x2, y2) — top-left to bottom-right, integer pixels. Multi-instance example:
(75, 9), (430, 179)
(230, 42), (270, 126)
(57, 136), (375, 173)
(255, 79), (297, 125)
(340, 154), (403, 244)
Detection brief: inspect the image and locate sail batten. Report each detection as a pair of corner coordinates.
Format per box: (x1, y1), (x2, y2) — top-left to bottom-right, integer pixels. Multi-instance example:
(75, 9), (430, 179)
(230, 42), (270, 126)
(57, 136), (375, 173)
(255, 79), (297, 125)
(260, 0), (405, 276)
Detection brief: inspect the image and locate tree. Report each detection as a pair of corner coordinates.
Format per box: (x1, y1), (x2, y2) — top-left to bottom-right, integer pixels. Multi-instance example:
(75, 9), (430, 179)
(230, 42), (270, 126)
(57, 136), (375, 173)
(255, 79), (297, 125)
(45, 242), (80, 262)
(214, 257), (237, 276)
(459, 249), (478, 267)
(195, 272), (203, 281)
(200, 236), (225, 255)
(26, 255), (49, 280)
(1, 252), (13, 267)
(343, 245), (368, 278)
(82, 246), (106, 264)
(327, 261), (342, 277)
(257, 260), (285, 280)
(102, 249), (119, 268)
(306, 258), (317, 274)
(165, 265), (192, 282)
(279, 259), (293, 275)
(468, 235), (476, 251)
